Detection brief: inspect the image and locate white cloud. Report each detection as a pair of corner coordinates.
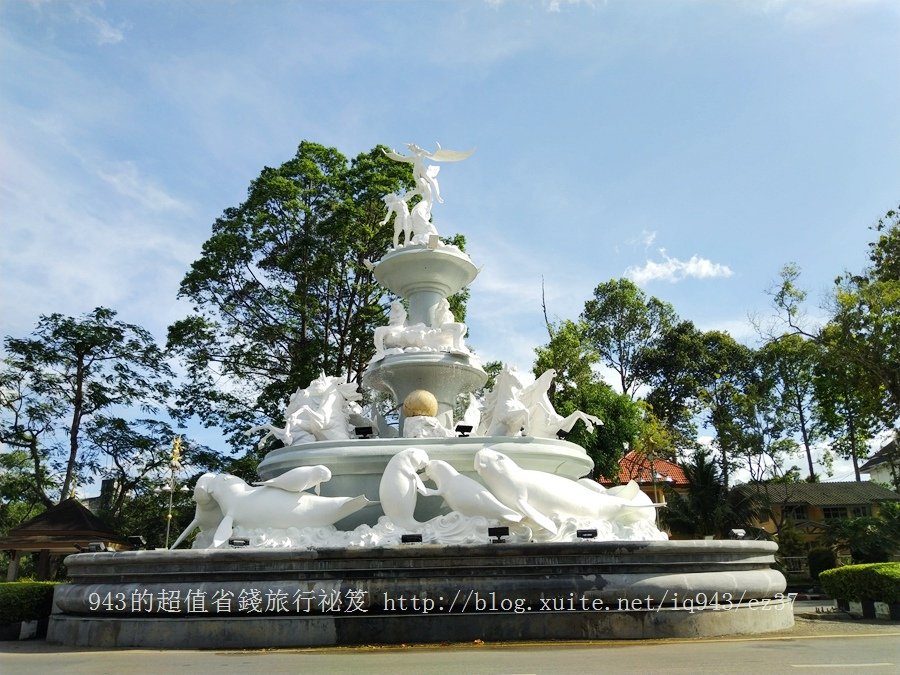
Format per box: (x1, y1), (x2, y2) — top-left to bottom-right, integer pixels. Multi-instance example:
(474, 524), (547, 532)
(743, 0), (888, 29)
(625, 250), (733, 285)
(545, 0), (598, 13)
(73, 5), (127, 45)
(626, 229), (657, 248)
(97, 161), (189, 213)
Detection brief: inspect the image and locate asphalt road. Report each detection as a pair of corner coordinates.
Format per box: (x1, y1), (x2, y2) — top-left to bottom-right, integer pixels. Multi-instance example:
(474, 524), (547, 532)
(2, 615), (898, 674)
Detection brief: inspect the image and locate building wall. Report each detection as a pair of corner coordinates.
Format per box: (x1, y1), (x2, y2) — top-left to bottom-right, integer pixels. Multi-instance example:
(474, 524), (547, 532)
(754, 502), (888, 549)
(866, 464), (897, 490)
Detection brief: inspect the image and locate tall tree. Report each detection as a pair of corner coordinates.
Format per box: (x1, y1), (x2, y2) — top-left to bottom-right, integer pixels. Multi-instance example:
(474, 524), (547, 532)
(580, 278), (676, 398)
(828, 206), (900, 427)
(0, 308), (175, 505)
(759, 334), (821, 480)
(635, 319), (707, 448)
(693, 331), (755, 489)
(772, 209), (900, 474)
(534, 319), (645, 480)
(813, 323), (881, 480)
(167, 142), (418, 451)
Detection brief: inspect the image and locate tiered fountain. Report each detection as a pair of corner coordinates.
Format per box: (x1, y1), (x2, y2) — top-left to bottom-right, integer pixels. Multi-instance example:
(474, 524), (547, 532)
(48, 143), (792, 648)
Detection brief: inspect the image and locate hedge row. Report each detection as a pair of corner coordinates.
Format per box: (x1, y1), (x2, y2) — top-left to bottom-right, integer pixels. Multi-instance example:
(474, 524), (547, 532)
(819, 563), (900, 604)
(0, 582), (56, 623)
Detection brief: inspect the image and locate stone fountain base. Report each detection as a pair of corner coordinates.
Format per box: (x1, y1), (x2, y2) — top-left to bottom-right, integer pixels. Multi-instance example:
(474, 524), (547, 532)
(47, 540), (792, 648)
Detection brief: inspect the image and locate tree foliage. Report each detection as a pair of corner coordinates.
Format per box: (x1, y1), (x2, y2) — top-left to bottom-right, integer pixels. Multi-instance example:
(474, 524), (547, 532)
(0, 308), (176, 507)
(167, 141), (419, 451)
(758, 334), (821, 480)
(636, 320), (707, 447)
(661, 449), (765, 538)
(828, 206), (900, 426)
(533, 319), (645, 479)
(581, 278), (676, 398)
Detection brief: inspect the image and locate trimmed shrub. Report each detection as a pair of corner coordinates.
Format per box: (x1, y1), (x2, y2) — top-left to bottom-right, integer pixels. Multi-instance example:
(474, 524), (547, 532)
(0, 582), (56, 624)
(807, 547), (838, 580)
(819, 563), (900, 603)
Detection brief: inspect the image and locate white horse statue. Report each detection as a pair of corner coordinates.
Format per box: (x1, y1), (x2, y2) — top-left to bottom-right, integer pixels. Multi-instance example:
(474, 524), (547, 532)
(478, 367), (602, 439)
(247, 372), (363, 447)
(477, 366), (530, 437)
(520, 368), (603, 437)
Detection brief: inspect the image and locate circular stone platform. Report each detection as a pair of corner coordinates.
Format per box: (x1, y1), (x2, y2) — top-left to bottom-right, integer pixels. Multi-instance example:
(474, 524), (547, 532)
(47, 540), (792, 648)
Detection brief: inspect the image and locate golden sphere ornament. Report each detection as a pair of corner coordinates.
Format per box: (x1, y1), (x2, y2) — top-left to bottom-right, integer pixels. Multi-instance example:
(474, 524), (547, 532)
(403, 389), (438, 417)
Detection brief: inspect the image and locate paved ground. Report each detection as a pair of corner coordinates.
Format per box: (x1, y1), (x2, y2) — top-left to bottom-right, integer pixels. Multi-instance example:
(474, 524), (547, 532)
(2, 605), (898, 674)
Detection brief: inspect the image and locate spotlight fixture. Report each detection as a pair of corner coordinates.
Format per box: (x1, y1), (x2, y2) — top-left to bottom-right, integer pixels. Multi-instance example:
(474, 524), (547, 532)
(454, 424), (473, 437)
(488, 526), (509, 543)
(728, 529), (746, 540)
(556, 429), (569, 440)
(86, 542), (109, 553)
(354, 426), (374, 439)
(127, 535), (146, 550)
(576, 529), (598, 539)
(228, 538), (251, 547)
(401, 534), (423, 544)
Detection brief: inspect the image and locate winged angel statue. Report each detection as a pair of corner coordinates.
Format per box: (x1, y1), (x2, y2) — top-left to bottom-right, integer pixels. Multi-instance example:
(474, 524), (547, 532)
(382, 143), (474, 247)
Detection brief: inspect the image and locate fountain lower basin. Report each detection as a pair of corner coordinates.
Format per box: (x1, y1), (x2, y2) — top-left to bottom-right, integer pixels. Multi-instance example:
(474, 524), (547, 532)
(47, 540), (791, 648)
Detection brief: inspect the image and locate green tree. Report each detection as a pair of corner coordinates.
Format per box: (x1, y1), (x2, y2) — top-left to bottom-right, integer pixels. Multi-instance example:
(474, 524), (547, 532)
(661, 449), (765, 538)
(830, 206), (900, 424)
(824, 501), (900, 563)
(772, 209), (900, 477)
(534, 319), (645, 479)
(580, 278), (676, 398)
(168, 141), (420, 452)
(632, 406), (678, 464)
(693, 331), (755, 489)
(81, 417), (222, 532)
(635, 320), (707, 448)
(759, 334), (821, 480)
(813, 323), (881, 480)
(0, 308), (176, 506)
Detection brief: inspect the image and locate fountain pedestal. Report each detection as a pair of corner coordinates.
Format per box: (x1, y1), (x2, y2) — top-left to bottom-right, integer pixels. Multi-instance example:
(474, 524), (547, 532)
(364, 243), (486, 431)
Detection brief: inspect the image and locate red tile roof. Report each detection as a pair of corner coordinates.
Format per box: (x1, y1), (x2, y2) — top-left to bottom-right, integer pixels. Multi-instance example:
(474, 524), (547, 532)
(600, 451), (688, 487)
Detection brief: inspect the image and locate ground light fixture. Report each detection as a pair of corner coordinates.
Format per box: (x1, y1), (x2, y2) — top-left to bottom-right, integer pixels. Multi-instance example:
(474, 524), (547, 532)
(488, 526), (509, 543)
(127, 535), (146, 550)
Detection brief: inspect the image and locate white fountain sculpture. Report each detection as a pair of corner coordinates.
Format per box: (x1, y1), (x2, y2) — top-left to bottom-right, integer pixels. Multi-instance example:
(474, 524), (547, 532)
(371, 298), (471, 364)
(176, 444), (664, 549)
(382, 142), (474, 248)
(478, 366), (602, 438)
(246, 372), (373, 448)
(179, 141), (667, 549)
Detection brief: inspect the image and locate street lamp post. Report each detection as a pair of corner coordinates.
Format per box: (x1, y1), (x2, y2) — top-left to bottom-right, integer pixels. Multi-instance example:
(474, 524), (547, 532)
(164, 436), (183, 549)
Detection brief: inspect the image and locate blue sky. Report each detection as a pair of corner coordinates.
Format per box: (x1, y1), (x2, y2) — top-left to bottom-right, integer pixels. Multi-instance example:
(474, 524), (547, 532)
(2, 1), (898, 478)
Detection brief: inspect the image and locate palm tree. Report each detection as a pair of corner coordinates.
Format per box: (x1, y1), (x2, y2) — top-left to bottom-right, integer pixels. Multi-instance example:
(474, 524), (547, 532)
(661, 449), (765, 538)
